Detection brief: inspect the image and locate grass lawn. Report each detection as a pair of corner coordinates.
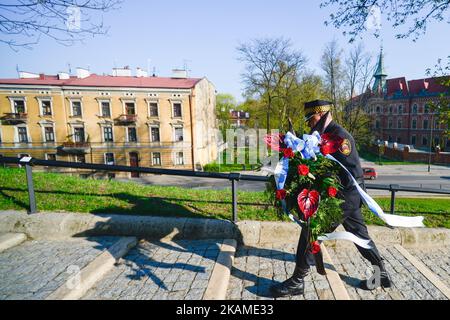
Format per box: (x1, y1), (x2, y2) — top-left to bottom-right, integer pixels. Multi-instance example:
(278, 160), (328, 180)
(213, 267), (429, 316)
(0, 167), (448, 228)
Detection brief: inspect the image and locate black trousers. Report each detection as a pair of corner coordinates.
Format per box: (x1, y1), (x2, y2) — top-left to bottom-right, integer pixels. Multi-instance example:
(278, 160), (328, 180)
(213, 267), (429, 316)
(295, 184), (384, 270)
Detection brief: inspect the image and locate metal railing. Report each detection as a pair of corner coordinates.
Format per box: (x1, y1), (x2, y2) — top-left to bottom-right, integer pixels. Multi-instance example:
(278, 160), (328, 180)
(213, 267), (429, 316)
(0, 156), (449, 221)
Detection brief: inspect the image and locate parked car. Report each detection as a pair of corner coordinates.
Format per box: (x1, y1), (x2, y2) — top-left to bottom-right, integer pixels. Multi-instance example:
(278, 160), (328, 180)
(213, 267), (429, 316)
(363, 167), (377, 180)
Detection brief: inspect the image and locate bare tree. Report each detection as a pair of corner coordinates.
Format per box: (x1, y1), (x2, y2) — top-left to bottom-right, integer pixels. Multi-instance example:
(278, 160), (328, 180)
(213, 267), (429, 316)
(0, 0), (121, 50)
(320, 0), (450, 42)
(237, 37), (306, 132)
(320, 39), (346, 124)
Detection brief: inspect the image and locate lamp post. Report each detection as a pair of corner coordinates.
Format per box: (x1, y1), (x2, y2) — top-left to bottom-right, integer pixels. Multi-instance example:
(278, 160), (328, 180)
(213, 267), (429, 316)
(428, 113), (433, 173)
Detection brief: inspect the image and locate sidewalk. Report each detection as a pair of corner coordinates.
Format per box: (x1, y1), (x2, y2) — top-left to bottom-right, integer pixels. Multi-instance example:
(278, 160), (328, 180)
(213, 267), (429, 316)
(1, 233), (449, 300)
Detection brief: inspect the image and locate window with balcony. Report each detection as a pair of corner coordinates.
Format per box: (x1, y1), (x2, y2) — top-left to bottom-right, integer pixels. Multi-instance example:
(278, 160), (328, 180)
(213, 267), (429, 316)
(18, 127), (28, 143)
(127, 127), (137, 142)
(14, 100), (25, 113)
(173, 103), (182, 118)
(44, 126), (55, 142)
(175, 152), (184, 165)
(105, 153), (115, 165)
(125, 102), (136, 115)
(174, 127), (183, 142)
(72, 101), (82, 117)
(41, 100), (52, 116)
(151, 127), (160, 142)
(149, 103), (158, 117)
(103, 126), (113, 142)
(74, 127), (85, 142)
(152, 152), (161, 166)
(101, 102), (111, 117)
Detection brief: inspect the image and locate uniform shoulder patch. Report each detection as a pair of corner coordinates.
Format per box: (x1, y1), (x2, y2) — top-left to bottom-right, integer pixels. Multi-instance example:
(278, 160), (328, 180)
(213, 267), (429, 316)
(339, 138), (352, 156)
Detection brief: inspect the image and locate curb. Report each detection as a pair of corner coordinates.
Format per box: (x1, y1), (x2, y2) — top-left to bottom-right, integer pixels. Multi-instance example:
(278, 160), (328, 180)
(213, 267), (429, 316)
(0, 233), (27, 253)
(1, 210), (449, 248)
(46, 236), (137, 300)
(320, 244), (351, 300)
(203, 239), (237, 300)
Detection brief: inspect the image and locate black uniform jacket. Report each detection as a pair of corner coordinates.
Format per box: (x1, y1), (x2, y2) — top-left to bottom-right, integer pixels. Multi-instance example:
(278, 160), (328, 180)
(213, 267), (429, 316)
(323, 121), (364, 190)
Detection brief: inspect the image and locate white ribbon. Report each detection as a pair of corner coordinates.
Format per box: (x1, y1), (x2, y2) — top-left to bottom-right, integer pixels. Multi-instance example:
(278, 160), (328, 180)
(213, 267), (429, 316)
(325, 154), (425, 228)
(318, 231), (372, 249)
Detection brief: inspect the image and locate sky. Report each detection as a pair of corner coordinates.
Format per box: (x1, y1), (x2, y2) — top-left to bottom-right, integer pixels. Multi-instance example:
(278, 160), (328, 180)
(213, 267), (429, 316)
(0, 0), (448, 102)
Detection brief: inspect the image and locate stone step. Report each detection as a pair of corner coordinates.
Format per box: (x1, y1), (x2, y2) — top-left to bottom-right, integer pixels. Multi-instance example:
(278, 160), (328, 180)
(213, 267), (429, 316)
(0, 233), (27, 253)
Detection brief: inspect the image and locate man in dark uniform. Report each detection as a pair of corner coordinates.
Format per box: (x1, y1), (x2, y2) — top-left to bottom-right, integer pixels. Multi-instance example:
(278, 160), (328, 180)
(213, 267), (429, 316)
(270, 99), (392, 298)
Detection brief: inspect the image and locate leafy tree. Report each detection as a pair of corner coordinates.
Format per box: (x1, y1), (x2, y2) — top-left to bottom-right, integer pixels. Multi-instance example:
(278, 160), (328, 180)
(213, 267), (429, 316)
(215, 93), (238, 137)
(320, 0), (450, 42)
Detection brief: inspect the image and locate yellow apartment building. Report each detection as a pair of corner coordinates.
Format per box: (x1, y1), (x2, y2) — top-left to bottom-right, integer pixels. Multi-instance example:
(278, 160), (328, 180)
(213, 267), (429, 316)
(0, 67), (219, 177)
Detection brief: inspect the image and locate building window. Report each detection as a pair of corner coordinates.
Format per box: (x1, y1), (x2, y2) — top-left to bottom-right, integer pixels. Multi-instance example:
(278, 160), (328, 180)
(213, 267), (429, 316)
(74, 127), (85, 142)
(101, 102), (111, 117)
(74, 154), (85, 163)
(103, 126), (113, 142)
(412, 104), (418, 114)
(389, 106), (393, 114)
(375, 120), (380, 129)
(18, 127), (28, 143)
(41, 100), (52, 116)
(388, 119), (393, 129)
(411, 135), (416, 145)
(435, 120), (439, 129)
(397, 119), (402, 129)
(397, 137), (401, 143)
(424, 104), (430, 114)
(398, 105), (403, 114)
(173, 103), (182, 118)
(125, 102), (136, 115)
(105, 153), (115, 165)
(44, 126), (55, 142)
(422, 136), (428, 146)
(376, 106), (380, 113)
(174, 127), (183, 141)
(434, 137), (440, 148)
(46, 153), (57, 161)
(149, 102), (158, 117)
(13, 100), (26, 113)
(175, 152), (184, 165)
(152, 152), (161, 166)
(423, 119), (429, 130)
(151, 127), (160, 142)
(388, 135), (393, 142)
(412, 119), (417, 129)
(72, 101), (82, 117)
(127, 127), (137, 142)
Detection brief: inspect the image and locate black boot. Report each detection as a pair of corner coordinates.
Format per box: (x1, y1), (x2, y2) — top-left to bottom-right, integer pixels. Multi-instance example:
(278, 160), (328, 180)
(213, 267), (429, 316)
(270, 267), (308, 297)
(359, 261), (392, 290)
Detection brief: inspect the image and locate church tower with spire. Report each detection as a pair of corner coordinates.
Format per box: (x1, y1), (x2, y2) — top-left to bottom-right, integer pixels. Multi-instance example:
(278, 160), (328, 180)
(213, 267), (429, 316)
(372, 47), (387, 95)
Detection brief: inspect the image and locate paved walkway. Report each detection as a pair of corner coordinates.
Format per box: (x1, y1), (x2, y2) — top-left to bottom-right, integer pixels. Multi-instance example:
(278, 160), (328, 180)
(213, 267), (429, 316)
(0, 234), (449, 300)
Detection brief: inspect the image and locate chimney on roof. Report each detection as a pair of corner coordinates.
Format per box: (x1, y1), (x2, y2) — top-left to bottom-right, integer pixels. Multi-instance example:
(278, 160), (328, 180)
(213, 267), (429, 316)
(18, 71), (40, 79)
(76, 67), (90, 79)
(112, 66), (132, 77)
(39, 73), (45, 80)
(136, 67), (148, 78)
(424, 80), (429, 90)
(171, 69), (188, 79)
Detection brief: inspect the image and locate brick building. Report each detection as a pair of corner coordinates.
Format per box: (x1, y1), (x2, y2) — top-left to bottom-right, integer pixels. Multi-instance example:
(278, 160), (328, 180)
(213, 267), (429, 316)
(356, 49), (450, 152)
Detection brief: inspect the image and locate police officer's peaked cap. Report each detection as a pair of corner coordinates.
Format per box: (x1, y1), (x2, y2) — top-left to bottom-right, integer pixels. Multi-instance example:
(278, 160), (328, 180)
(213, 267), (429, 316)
(304, 100), (333, 118)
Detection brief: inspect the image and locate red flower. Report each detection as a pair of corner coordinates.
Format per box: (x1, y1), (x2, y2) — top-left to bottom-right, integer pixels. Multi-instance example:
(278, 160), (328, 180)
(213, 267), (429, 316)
(320, 133), (343, 155)
(283, 147), (295, 159)
(276, 189), (286, 200)
(310, 241), (321, 254)
(327, 186), (338, 198)
(297, 189), (320, 220)
(264, 133), (285, 152)
(298, 164), (309, 176)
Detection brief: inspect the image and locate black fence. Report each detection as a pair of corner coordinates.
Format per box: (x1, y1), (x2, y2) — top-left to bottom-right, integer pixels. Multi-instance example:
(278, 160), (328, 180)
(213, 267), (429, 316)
(0, 156), (449, 222)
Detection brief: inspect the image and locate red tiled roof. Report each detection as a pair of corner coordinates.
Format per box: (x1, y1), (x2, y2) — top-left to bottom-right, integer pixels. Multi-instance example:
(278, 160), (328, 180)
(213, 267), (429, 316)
(0, 74), (203, 89)
(386, 77), (409, 96)
(408, 77), (449, 95)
